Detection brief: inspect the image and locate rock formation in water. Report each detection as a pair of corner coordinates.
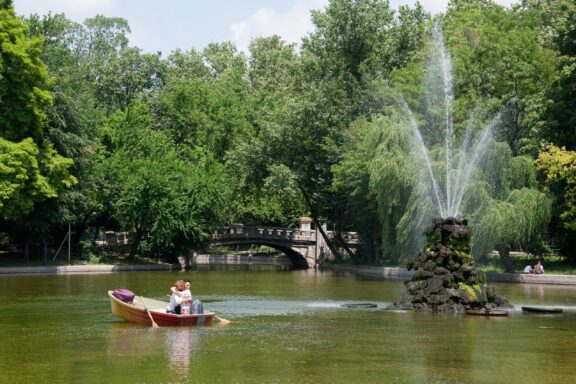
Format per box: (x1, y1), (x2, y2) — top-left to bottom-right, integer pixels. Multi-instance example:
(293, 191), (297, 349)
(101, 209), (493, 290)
(388, 217), (513, 312)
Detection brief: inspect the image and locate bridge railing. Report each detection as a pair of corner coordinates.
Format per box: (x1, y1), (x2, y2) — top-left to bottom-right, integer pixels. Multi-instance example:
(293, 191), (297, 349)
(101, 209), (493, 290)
(212, 225), (316, 242)
(212, 225), (359, 245)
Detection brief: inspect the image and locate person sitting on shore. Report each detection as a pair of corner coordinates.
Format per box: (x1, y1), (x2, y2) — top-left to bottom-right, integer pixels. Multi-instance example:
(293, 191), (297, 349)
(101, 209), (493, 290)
(523, 265), (533, 274)
(533, 260), (545, 275)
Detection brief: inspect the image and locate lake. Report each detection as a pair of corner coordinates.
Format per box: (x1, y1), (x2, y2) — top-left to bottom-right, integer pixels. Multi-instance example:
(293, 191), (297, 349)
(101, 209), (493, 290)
(0, 268), (575, 384)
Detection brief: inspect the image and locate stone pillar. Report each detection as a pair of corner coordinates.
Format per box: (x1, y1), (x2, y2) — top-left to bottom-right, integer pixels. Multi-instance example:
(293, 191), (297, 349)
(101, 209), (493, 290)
(231, 223), (244, 234)
(299, 217), (312, 231)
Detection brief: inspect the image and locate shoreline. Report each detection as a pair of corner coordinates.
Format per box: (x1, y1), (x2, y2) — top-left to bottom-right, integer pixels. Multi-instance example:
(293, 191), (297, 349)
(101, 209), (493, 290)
(324, 264), (576, 286)
(1, 263), (575, 285)
(0, 264), (180, 275)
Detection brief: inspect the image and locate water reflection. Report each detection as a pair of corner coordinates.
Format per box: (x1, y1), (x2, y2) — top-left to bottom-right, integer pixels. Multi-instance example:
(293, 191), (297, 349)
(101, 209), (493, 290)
(522, 284), (545, 301)
(165, 328), (201, 376)
(424, 316), (476, 383)
(108, 324), (203, 380)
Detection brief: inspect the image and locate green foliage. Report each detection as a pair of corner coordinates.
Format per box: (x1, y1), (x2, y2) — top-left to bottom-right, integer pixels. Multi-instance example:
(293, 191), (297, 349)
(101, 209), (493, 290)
(536, 144), (576, 230)
(0, 7), (76, 237)
(0, 137), (76, 219)
(0, 5), (52, 141)
(443, 1), (557, 155)
(105, 103), (231, 258)
(3, 0), (573, 266)
(470, 188), (551, 258)
(25, 13), (107, 232)
(458, 282), (478, 302)
(523, 0), (576, 149)
(367, 112), (420, 261)
(155, 45), (252, 159)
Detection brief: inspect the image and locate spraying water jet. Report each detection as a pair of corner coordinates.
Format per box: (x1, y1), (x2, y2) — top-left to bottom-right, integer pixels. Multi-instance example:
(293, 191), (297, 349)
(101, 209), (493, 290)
(388, 23), (512, 313)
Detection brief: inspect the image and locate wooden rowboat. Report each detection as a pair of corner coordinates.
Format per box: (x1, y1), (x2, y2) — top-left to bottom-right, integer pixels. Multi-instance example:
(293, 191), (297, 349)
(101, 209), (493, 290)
(465, 309), (509, 317)
(108, 290), (215, 327)
(521, 306), (563, 314)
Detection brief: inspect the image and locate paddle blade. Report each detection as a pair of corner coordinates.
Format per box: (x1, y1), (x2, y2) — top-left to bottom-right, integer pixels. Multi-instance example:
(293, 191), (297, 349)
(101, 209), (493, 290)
(215, 316), (231, 325)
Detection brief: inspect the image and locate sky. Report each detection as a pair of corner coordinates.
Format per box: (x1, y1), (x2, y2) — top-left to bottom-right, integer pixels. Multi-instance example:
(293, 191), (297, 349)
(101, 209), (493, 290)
(13, 0), (518, 55)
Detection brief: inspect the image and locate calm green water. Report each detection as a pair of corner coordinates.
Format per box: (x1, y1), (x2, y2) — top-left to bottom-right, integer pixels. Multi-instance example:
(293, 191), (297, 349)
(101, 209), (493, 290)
(0, 269), (575, 384)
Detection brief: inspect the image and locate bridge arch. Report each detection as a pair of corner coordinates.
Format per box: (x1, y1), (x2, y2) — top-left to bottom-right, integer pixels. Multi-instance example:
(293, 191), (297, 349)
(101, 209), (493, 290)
(211, 223), (319, 269)
(209, 238), (309, 269)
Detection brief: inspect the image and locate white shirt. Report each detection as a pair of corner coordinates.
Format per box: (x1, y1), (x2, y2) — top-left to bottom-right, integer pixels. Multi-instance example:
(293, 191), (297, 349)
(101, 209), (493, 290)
(167, 292), (182, 312)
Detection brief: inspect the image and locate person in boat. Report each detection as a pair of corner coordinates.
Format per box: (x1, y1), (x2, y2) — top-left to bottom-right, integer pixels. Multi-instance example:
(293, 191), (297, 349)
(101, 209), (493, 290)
(533, 260), (545, 274)
(523, 265), (533, 274)
(178, 279), (192, 314)
(170, 278), (204, 315)
(166, 280), (192, 314)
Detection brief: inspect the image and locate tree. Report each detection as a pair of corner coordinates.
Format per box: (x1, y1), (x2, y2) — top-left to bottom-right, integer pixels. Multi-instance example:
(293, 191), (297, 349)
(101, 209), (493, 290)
(155, 43), (252, 159)
(443, 0), (557, 156)
(221, 36), (308, 226)
(0, 137), (75, 220)
(332, 117), (383, 264)
(522, 0), (576, 150)
(535, 144), (576, 256)
(0, 4), (76, 251)
(26, 13), (106, 241)
(0, 3), (52, 141)
(105, 103), (231, 259)
(465, 143), (551, 272)
(296, 0), (428, 239)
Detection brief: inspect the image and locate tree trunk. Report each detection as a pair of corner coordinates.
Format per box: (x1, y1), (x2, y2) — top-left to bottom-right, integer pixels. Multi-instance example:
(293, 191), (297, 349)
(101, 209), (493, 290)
(334, 231), (356, 259)
(498, 246), (514, 273)
(129, 228), (143, 260)
(24, 241), (29, 264)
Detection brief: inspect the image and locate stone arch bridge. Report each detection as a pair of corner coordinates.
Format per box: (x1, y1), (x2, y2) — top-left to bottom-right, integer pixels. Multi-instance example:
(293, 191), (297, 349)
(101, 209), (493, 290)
(210, 218), (358, 268)
(95, 218), (358, 269)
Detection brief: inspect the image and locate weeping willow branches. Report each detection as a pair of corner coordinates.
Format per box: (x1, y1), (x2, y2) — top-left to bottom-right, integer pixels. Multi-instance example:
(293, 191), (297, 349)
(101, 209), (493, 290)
(365, 113), (551, 264)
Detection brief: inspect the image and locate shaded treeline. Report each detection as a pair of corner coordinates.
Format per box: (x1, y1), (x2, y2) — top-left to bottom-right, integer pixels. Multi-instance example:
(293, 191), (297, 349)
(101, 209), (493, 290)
(0, 0), (574, 268)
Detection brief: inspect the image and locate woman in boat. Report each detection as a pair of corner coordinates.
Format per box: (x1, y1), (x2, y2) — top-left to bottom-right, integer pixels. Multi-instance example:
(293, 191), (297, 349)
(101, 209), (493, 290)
(166, 280), (192, 314)
(170, 278), (204, 315)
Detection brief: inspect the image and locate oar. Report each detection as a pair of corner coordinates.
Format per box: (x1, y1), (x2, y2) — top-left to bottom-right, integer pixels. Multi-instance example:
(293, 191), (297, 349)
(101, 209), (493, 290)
(214, 315), (231, 325)
(140, 296), (159, 328)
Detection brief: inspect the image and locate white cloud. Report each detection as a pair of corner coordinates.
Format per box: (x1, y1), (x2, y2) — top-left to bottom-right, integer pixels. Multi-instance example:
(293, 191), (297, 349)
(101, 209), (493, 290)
(230, 0), (328, 53)
(14, 0), (118, 22)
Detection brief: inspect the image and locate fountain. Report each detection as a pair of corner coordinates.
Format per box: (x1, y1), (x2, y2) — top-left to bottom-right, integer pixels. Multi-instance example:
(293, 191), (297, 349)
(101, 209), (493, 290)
(387, 24), (512, 312)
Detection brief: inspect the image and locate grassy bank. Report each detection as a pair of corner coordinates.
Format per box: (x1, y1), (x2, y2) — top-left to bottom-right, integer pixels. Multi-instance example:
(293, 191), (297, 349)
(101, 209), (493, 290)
(476, 252), (576, 275)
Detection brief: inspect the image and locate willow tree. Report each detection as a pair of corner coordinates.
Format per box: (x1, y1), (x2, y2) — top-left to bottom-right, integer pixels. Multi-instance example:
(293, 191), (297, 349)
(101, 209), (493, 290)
(349, 105), (551, 271)
(463, 143), (551, 272)
(351, 4), (554, 269)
